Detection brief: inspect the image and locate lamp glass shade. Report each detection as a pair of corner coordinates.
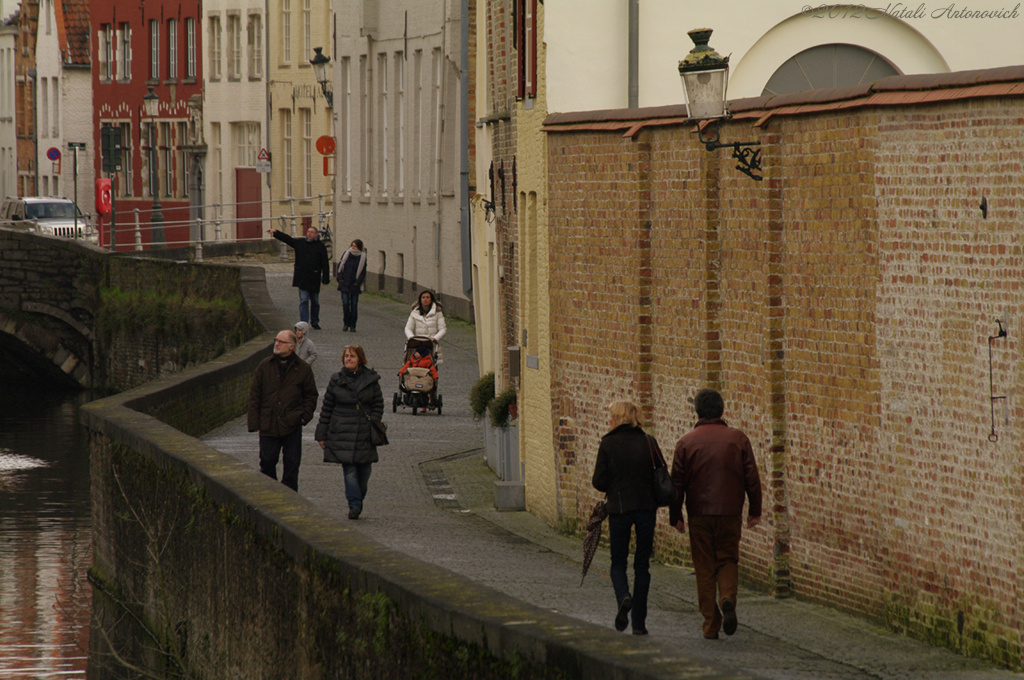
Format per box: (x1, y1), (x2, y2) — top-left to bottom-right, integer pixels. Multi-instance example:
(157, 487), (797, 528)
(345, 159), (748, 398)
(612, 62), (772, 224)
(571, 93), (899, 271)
(312, 59), (329, 85)
(143, 88), (159, 118)
(680, 67), (729, 120)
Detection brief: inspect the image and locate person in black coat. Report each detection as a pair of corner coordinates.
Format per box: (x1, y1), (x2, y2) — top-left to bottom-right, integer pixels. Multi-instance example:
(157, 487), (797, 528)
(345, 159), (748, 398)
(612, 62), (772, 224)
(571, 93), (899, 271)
(270, 226), (331, 329)
(591, 400), (661, 636)
(315, 344), (384, 519)
(337, 238), (367, 332)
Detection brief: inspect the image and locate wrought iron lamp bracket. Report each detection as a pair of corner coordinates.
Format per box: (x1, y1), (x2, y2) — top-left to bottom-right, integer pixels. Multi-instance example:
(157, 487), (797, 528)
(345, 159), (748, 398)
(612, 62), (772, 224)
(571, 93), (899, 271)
(697, 120), (763, 181)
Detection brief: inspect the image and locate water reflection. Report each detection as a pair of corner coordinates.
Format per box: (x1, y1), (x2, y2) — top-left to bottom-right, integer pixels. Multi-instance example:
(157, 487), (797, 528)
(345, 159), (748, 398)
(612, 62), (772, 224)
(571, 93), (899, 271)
(0, 390), (93, 679)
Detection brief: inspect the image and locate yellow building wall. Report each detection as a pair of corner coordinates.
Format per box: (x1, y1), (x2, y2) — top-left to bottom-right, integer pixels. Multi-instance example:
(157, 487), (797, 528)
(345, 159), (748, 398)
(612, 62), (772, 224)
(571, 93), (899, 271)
(267, 0), (334, 239)
(517, 3), (557, 525)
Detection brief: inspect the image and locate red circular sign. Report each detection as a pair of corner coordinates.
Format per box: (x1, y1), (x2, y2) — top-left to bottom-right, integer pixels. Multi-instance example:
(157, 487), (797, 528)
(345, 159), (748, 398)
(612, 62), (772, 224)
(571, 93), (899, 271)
(315, 136), (336, 155)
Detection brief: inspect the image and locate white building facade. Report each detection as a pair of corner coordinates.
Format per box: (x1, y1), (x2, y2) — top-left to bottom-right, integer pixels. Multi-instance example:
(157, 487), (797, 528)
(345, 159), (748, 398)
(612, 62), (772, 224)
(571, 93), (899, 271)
(545, 0), (1024, 112)
(331, 0), (471, 316)
(0, 17), (17, 199)
(32, 0), (94, 214)
(204, 0), (269, 241)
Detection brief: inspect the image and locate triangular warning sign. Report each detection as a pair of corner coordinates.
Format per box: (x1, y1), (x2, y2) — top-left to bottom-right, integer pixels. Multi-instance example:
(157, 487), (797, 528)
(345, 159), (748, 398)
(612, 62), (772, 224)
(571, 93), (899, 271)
(257, 148), (270, 161)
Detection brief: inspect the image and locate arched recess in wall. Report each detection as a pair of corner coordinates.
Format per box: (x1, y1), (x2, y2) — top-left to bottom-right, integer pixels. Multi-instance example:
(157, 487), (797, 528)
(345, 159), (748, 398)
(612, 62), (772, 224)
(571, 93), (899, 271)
(728, 11), (949, 99)
(762, 44), (899, 96)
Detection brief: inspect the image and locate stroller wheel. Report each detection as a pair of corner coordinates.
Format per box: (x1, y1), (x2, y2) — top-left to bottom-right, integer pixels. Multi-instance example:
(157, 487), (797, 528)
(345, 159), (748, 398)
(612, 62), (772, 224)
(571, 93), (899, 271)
(411, 405), (417, 416)
(392, 393), (399, 413)
(436, 394), (443, 416)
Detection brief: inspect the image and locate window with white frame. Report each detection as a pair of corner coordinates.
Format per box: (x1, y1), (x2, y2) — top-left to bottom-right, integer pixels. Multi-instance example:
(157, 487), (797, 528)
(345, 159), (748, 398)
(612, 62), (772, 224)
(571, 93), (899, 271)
(211, 123), (222, 204)
(233, 122), (260, 166)
(40, 80), (48, 139)
(227, 15), (241, 79)
(360, 55), (370, 196)
(168, 19), (178, 79)
(395, 52), (404, 196)
(282, 0), (291, 64)
(378, 53), (388, 196)
(247, 14), (263, 78)
(51, 78), (58, 137)
(340, 56), (350, 196)
(150, 20), (160, 79)
(119, 122), (133, 196)
(303, 0), (311, 61)
(429, 48), (440, 197)
(413, 50), (421, 198)
(118, 23), (131, 81)
(185, 18), (196, 79)
(162, 122), (172, 197)
(302, 108), (312, 198)
(178, 121), (189, 197)
(209, 16), (222, 80)
(282, 108), (293, 196)
(100, 25), (113, 81)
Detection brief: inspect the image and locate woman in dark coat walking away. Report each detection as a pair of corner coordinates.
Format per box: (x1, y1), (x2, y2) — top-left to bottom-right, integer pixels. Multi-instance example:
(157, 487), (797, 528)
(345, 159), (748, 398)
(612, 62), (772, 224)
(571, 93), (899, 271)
(315, 344), (384, 519)
(337, 239), (366, 332)
(591, 400), (660, 636)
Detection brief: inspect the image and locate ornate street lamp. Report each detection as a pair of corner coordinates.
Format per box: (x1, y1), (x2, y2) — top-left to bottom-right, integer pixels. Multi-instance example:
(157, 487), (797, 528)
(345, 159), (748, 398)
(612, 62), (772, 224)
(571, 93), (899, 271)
(310, 47), (333, 108)
(143, 86), (165, 243)
(678, 29), (762, 181)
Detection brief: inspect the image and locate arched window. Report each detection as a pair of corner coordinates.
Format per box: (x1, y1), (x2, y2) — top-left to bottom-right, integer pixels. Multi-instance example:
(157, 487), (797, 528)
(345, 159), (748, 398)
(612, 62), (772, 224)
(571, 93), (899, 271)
(762, 44), (899, 96)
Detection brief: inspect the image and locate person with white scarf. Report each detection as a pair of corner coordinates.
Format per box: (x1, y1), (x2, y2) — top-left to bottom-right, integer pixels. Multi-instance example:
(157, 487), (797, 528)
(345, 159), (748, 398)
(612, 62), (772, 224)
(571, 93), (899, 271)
(337, 239), (367, 332)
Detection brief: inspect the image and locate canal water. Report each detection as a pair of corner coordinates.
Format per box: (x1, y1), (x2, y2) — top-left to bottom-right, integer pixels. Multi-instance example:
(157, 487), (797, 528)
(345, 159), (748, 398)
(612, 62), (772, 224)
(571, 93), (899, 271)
(0, 389), (93, 679)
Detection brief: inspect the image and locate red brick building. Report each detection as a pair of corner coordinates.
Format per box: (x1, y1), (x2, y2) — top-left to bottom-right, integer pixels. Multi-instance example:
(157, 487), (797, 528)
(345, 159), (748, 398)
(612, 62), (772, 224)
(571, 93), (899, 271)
(91, 0), (202, 250)
(543, 67), (1024, 667)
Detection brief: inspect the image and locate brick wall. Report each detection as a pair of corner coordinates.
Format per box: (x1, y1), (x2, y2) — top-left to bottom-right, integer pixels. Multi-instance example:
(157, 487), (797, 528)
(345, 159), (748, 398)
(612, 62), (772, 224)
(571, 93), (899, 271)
(546, 95), (1023, 667)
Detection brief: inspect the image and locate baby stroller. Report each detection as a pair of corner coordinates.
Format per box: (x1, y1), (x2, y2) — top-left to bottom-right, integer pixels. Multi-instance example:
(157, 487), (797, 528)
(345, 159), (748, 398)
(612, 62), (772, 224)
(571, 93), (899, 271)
(393, 336), (443, 415)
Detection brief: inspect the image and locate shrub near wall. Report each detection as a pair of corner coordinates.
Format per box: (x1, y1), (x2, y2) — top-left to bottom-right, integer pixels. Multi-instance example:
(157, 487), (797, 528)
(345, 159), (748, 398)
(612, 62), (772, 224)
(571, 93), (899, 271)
(94, 257), (263, 392)
(545, 86), (1024, 668)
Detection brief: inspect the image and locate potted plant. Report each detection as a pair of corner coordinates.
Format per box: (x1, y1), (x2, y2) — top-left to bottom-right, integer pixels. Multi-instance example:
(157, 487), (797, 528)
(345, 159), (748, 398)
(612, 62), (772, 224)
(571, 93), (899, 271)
(469, 372), (495, 421)
(488, 385), (517, 430)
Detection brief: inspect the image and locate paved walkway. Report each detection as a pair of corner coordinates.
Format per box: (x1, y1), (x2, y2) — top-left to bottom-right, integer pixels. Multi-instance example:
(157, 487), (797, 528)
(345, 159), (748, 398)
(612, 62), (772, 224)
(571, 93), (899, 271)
(203, 261), (1020, 680)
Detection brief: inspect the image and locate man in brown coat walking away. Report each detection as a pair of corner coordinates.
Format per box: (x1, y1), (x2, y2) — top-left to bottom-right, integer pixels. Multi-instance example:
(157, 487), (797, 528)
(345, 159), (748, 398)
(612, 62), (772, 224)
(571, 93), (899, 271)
(669, 388), (762, 640)
(247, 330), (319, 491)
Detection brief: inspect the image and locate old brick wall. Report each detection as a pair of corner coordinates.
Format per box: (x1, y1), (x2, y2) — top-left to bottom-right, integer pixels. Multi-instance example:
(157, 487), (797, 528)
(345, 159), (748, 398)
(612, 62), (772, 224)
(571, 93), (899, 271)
(547, 95), (1023, 667)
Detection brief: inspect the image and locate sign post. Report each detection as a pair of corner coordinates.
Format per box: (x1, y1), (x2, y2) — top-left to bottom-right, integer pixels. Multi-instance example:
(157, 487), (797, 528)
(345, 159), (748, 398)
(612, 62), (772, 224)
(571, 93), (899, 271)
(255, 148), (271, 174)
(67, 142), (86, 239)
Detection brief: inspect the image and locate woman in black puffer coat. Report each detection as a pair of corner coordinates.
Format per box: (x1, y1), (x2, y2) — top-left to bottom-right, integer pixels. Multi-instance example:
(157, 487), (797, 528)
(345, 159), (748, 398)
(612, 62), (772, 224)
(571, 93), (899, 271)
(315, 344), (384, 519)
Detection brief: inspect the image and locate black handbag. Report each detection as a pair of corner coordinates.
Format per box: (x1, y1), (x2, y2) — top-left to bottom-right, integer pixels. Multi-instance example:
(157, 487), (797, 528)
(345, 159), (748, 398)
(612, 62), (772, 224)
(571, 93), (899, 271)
(369, 418), (389, 447)
(647, 435), (675, 507)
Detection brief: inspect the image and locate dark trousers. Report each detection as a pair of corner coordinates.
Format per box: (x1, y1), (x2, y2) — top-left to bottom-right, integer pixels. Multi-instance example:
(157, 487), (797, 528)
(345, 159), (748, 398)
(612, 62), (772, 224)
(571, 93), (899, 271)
(259, 428), (302, 491)
(341, 291), (360, 329)
(608, 510), (656, 632)
(342, 462), (372, 511)
(298, 288), (320, 325)
(688, 515), (742, 638)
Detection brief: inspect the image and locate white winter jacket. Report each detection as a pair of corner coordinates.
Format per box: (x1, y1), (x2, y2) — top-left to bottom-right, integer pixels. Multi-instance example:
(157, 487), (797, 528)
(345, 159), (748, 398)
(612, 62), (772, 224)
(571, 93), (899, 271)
(404, 303), (447, 342)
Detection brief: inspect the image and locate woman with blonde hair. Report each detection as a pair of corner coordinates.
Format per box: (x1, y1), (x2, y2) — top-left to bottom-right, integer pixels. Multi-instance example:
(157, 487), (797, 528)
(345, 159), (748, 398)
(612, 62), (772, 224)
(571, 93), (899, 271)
(591, 400), (662, 635)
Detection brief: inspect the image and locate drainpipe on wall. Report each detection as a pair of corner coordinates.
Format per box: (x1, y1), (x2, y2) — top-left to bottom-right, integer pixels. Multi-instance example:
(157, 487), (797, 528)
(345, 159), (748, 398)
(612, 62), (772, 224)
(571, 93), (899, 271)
(460, 0), (472, 300)
(628, 0), (638, 109)
(28, 68), (38, 194)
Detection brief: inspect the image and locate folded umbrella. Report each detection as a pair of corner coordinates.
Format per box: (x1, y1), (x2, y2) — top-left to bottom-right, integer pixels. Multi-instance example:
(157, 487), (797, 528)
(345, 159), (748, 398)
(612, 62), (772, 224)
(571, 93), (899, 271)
(580, 500), (608, 586)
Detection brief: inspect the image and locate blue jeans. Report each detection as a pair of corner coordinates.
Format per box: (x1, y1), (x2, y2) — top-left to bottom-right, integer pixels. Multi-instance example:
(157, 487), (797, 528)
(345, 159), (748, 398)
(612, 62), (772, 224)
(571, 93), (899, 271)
(341, 291), (360, 329)
(342, 462), (373, 511)
(298, 288), (320, 325)
(608, 510), (656, 631)
(258, 429), (302, 491)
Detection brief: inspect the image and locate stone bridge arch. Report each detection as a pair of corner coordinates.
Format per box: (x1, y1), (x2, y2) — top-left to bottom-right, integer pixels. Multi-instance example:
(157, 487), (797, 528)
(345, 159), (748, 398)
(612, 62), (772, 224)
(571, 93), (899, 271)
(0, 229), (103, 390)
(0, 305), (95, 389)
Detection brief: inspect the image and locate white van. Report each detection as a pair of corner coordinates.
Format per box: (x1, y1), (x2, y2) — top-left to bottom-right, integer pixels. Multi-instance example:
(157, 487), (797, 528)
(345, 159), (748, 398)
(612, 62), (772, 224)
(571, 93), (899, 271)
(0, 196), (98, 244)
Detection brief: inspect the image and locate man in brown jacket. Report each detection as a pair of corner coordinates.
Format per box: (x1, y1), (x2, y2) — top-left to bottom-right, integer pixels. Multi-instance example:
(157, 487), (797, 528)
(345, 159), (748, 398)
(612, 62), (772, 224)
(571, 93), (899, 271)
(669, 388), (762, 640)
(247, 330), (319, 491)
